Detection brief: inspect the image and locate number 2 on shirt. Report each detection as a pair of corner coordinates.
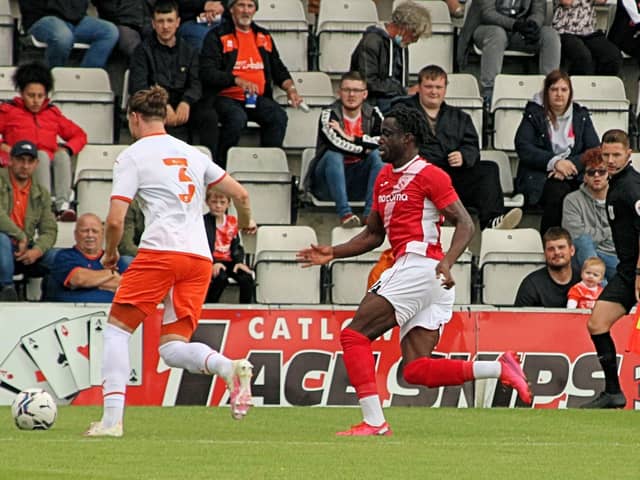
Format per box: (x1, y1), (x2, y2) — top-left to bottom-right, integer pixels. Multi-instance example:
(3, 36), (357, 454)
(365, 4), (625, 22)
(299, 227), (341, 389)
(163, 157), (195, 203)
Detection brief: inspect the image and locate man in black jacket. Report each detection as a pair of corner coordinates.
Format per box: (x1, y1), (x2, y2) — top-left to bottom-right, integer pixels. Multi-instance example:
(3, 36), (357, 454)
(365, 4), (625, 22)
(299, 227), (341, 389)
(304, 71), (384, 227)
(349, 1), (431, 113)
(93, 0), (153, 57)
(20, 0), (119, 68)
(395, 65), (522, 230)
(200, 0), (304, 168)
(130, 0), (219, 159)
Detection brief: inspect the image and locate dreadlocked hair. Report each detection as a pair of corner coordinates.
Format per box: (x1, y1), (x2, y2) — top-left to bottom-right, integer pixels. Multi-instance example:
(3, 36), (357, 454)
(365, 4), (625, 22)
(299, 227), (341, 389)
(386, 104), (429, 146)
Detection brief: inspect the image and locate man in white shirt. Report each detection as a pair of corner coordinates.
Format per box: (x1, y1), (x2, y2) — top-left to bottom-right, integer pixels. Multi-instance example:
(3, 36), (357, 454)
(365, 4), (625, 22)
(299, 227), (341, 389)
(85, 85), (257, 437)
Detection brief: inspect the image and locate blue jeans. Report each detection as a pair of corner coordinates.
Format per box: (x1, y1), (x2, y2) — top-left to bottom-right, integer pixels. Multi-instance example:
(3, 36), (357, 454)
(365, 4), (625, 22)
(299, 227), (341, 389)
(178, 20), (220, 51)
(312, 149), (383, 218)
(572, 234), (619, 284)
(0, 233), (59, 286)
(29, 16), (119, 68)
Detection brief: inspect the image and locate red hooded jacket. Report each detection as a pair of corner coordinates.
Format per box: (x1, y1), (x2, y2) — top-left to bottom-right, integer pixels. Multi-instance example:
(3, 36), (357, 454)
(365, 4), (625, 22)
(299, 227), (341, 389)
(0, 96), (87, 165)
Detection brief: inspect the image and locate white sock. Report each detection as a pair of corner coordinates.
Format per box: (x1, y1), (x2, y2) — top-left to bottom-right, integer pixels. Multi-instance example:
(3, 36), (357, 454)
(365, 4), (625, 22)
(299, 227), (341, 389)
(101, 324), (131, 428)
(359, 395), (385, 427)
(159, 341), (232, 378)
(473, 361), (501, 379)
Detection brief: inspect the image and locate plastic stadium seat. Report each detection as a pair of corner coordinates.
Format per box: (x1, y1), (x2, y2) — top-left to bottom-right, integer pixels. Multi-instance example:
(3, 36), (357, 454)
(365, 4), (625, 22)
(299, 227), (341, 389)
(479, 228), (545, 305)
(254, 0), (308, 71)
(394, 0), (454, 74)
(446, 73), (484, 146)
(491, 74), (545, 151)
(480, 150), (524, 208)
(254, 225), (321, 304)
(299, 148), (365, 208)
(440, 226), (473, 305)
(273, 71), (336, 149)
(226, 147), (293, 225)
(50, 67), (115, 144)
(55, 221), (75, 248)
(571, 75), (630, 137)
(0, 0), (14, 65)
(631, 152), (640, 173)
(0, 65), (16, 101)
(74, 145), (127, 220)
(329, 226), (391, 304)
(317, 0), (378, 75)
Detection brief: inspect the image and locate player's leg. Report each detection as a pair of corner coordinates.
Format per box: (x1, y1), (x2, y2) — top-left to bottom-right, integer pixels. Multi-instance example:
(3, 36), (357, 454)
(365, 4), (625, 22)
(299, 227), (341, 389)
(581, 297), (628, 408)
(337, 292), (396, 436)
(157, 255), (253, 419)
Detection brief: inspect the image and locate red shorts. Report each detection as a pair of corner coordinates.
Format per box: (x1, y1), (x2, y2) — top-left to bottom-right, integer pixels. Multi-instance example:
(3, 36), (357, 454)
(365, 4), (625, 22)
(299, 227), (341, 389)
(111, 250), (212, 339)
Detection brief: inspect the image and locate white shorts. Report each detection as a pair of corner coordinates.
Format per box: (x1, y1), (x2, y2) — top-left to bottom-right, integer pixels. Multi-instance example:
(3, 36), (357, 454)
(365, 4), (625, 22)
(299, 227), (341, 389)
(369, 253), (455, 340)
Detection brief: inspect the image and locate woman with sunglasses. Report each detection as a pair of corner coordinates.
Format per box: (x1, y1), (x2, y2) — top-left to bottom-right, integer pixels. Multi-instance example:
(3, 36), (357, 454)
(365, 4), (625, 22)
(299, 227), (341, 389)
(515, 70), (600, 235)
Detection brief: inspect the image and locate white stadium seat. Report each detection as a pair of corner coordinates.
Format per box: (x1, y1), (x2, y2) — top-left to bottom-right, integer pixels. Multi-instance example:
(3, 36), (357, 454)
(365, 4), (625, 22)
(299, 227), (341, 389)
(440, 226), (473, 305)
(480, 150), (524, 208)
(446, 73), (484, 146)
(571, 75), (630, 137)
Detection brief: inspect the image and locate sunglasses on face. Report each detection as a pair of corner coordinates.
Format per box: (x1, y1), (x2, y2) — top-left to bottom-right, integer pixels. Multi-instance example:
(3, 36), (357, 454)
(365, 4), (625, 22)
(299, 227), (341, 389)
(585, 168), (607, 177)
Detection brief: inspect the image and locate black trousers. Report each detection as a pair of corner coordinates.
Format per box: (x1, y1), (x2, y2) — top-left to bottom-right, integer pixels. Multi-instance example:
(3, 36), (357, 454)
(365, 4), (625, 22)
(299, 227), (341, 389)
(206, 262), (255, 304)
(560, 32), (622, 75)
(449, 161), (505, 229)
(540, 176), (580, 236)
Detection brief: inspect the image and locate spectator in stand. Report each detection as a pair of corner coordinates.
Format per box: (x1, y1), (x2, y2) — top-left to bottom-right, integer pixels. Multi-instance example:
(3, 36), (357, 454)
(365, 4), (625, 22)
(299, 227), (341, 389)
(608, 0), (640, 67)
(457, 0), (561, 102)
(19, 0), (119, 68)
(92, 0), (153, 58)
(178, 0), (225, 50)
(118, 196), (144, 258)
(515, 70), (599, 235)
(562, 146), (618, 282)
(552, 0), (622, 76)
(200, 0), (304, 169)
(0, 141), (58, 301)
(130, 0), (219, 161)
(566, 256), (605, 309)
(514, 226), (581, 307)
(303, 71), (384, 228)
(349, 1), (432, 113)
(203, 189), (254, 303)
(395, 65), (522, 231)
(46, 213), (131, 302)
(0, 63), (87, 221)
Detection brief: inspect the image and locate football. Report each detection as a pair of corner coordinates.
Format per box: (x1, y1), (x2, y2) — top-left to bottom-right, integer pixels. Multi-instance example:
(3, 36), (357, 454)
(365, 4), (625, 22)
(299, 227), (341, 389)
(11, 388), (57, 430)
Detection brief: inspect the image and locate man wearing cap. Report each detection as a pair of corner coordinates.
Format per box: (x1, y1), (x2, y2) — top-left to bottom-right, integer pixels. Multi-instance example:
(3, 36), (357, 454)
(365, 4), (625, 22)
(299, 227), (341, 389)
(199, 0), (304, 168)
(0, 140), (58, 301)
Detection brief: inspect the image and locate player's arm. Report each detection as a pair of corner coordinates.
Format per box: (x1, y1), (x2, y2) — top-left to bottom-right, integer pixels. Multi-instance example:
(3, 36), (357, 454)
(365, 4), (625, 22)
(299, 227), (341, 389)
(297, 211), (385, 266)
(213, 175), (256, 232)
(104, 198), (130, 269)
(437, 199), (475, 288)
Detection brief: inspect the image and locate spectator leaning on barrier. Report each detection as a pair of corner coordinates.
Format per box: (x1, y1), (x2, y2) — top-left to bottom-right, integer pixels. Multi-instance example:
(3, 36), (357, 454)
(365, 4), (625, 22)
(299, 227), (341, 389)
(349, 0), (432, 113)
(0, 62), (87, 221)
(46, 213), (131, 302)
(514, 226), (581, 307)
(304, 71), (384, 228)
(19, 0), (119, 68)
(561, 146), (618, 283)
(130, 0), (220, 160)
(199, 0), (304, 168)
(0, 141), (58, 302)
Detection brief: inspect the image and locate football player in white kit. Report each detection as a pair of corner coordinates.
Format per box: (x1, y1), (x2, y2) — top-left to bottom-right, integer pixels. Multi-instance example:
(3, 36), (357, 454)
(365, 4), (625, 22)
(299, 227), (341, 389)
(298, 105), (532, 436)
(85, 86), (257, 437)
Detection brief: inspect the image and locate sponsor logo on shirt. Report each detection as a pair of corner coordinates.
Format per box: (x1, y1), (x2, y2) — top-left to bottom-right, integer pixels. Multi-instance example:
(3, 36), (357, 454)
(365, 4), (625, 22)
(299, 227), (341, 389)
(378, 192), (408, 203)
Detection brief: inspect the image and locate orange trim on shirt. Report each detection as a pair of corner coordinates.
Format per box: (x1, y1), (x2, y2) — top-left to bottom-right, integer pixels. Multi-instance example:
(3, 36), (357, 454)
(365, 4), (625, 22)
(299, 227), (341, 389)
(207, 172), (227, 188)
(64, 266), (83, 287)
(110, 195), (133, 203)
(139, 131), (167, 139)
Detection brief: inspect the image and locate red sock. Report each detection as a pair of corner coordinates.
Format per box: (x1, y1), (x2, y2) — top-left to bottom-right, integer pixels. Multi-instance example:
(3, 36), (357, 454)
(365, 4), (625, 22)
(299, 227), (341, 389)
(403, 357), (474, 388)
(340, 328), (378, 398)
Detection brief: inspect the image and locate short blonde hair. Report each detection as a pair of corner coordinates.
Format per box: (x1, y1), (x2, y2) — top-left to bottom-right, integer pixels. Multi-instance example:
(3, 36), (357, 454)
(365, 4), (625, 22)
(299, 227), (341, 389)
(582, 256), (605, 273)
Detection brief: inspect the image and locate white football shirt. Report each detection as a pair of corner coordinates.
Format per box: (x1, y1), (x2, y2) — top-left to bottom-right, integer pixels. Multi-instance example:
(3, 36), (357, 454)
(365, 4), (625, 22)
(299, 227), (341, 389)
(111, 133), (225, 260)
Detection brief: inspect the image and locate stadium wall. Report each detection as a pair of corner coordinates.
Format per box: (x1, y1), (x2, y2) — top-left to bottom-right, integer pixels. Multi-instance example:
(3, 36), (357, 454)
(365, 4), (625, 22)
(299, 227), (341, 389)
(0, 304), (638, 409)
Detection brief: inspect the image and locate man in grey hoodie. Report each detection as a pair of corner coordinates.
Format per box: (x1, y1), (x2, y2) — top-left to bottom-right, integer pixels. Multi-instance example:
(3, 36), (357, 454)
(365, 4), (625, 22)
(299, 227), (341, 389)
(562, 146), (618, 282)
(349, 1), (431, 113)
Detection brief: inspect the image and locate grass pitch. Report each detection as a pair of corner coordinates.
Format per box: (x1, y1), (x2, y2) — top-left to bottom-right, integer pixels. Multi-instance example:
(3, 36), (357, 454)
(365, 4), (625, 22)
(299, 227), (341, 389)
(0, 406), (638, 479)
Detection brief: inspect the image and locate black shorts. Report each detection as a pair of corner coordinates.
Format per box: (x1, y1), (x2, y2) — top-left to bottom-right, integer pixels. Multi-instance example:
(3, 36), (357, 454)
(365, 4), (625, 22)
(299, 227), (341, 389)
(598, 272), (637, 313)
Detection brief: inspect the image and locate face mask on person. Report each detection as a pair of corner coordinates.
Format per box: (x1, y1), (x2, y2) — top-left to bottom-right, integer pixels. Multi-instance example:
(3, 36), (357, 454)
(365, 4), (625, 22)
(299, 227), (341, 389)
(393, 34), (404, 47)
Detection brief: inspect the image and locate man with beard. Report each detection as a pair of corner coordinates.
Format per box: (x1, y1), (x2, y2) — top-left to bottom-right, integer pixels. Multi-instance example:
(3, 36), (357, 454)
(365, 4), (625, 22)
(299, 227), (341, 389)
(514, 226), (581, 307)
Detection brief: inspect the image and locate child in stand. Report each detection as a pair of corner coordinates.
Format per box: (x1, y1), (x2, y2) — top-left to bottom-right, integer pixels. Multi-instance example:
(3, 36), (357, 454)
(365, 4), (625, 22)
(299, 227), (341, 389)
(567, 256), (605, 309)
(203, 189), (255, 303)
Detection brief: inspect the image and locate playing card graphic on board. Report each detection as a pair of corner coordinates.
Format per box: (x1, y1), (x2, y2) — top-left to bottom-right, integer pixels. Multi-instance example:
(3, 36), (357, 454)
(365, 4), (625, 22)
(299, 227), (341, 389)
(0, 342), (51, 394)
(89, 316), (143, 386)
(55, 313), (95, 390)
(21, 320), (79, 399)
